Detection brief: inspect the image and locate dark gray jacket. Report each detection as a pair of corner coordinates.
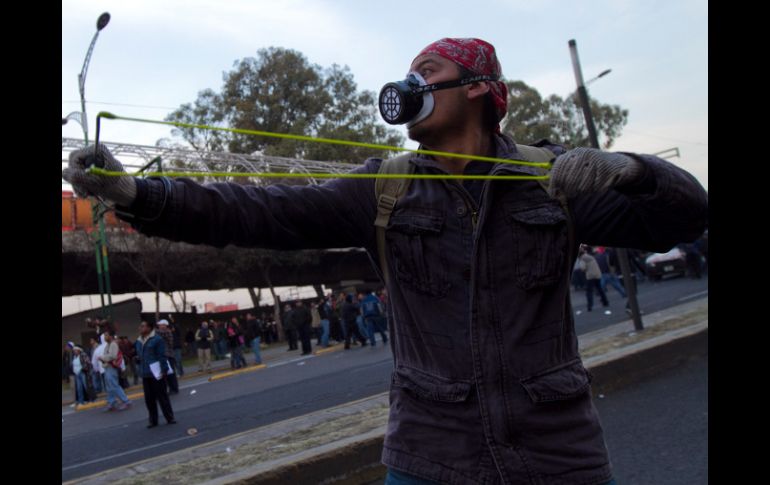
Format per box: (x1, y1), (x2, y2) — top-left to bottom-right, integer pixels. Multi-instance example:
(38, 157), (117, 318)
(118, 134), (707, 484)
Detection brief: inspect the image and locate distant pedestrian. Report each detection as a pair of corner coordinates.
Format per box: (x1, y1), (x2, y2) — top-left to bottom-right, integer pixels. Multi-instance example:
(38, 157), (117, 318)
(156, 320), (179, 395)
(118, 336), (139, 386)
(595, 247), (627, 299)
(91, 335), (106, 396)
(283, 304), (298, 351)
(184, 328), (196, 358)
(71, 346), (95, 406)
(342, 294), (367, 349)
(195, 321), (213, 373)
(579, 246), (610, 313)
(98, 332), (132, 411)
(311, 303), (322, 345)
(227, 317), (247, 369)
(137, 320), (176, 428)
(246, 313), (262, 365)
(362, 291), (388, 346)
(291, 300), (313, 355)
(169, 317), (185, 377)
(317, 297), (332, 348)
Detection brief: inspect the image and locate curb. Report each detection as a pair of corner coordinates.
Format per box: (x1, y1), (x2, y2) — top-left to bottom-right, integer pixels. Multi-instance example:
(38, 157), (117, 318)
(74, 391), (146, 412)
(313, 344), (344, 356)
(209, 364), (267, 382)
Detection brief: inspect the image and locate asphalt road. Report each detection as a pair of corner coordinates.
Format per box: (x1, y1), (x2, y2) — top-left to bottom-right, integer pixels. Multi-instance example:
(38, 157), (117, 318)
(596, 351), (708, 484)
(61, 274), (707, 481)
(572, 275), (707, 334)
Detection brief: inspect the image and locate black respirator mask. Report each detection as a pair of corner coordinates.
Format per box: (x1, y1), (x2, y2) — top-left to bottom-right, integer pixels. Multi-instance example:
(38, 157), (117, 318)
(378, 72), (497, 128)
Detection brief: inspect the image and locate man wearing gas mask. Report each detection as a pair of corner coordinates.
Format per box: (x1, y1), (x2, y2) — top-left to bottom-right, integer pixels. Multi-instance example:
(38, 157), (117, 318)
(64, 38), (707, 485)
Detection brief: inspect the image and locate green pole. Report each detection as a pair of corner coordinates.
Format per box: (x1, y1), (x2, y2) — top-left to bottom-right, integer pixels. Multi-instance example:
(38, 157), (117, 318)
(98, 211), (113, 319)
(92, 204), (106, 315)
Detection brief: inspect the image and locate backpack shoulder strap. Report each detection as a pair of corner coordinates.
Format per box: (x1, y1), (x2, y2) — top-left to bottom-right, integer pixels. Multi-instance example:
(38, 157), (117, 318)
(374, 153), (415, 286)
(515, 143), (576, 259)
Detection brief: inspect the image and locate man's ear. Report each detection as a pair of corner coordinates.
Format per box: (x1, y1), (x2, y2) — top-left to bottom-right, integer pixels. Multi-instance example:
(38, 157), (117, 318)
(467, 81), (491, 100)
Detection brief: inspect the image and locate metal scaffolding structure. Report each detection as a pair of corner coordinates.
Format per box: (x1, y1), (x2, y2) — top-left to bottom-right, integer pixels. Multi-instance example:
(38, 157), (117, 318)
(61, 137), (361, 186)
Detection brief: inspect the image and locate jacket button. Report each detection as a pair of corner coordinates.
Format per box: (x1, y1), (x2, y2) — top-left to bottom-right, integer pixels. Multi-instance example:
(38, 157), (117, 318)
(456, 205), (466, 216)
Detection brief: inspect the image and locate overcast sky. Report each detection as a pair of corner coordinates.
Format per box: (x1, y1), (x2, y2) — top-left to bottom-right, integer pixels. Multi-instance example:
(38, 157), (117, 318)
(61, 0), (708, 316)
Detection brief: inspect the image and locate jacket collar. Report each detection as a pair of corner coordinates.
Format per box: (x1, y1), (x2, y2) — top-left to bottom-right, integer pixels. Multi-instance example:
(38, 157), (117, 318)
(408, 134), (545, 178)
(139, 330), (156, 344)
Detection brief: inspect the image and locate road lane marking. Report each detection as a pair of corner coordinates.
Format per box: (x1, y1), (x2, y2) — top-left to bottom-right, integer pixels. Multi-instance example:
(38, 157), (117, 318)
(61, 434), (197, 472)
(677, 290), (708, 302)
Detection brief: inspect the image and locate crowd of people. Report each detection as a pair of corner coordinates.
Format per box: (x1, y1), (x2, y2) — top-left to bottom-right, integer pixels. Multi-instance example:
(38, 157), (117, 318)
(62, 289), (390, 422)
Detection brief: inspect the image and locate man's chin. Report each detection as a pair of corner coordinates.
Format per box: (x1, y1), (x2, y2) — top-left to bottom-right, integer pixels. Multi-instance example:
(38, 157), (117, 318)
(407, 122), (429, 143)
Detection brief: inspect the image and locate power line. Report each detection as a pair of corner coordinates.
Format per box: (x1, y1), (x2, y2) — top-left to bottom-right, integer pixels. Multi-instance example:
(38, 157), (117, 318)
(622, 129), (707, 147)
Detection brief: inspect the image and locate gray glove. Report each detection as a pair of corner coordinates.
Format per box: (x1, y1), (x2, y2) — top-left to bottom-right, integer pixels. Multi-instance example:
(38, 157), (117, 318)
(548, 147), (644, 198)
(62, 144), (137, 206)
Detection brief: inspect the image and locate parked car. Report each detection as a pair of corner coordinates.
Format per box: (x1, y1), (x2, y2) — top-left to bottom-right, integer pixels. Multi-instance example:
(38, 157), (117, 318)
(645, 247), (687, 280)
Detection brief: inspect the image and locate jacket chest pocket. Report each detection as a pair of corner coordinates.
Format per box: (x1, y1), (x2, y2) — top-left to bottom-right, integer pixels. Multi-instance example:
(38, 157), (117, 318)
(505, 202), (567, 290)
(386, 209), (449, 298)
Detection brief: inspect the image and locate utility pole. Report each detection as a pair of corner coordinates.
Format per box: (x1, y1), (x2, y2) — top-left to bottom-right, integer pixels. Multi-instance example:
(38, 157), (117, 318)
(568, 39), (644, 331)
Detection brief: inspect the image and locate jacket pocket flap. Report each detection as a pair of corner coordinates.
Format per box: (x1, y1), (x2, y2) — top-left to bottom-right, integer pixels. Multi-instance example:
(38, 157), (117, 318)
(519, 360), (592, 403)
(506, 203), (566, 225)
(392, 366), (472, 402)
(388, 209), (444, 234)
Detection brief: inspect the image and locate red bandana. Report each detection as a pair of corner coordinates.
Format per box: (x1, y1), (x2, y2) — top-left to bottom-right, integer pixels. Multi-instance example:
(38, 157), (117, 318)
(415, 38), (508, 129)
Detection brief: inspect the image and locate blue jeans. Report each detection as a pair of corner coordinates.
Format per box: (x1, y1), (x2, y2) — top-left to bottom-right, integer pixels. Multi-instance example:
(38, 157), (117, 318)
(385, 469), (616, 484)
(600, 273), (627, 298)
(230, 346), (246, 368)
(92, 371), (103, 394)
(384, 469), (441, 484)
(356, 316), (369, 343)
(320, 319), (330, 347)
(174, 348), (184, 376)
(365, 316), (388, 346)
(104, 366), (129, 408)
(75, 371), (88, 404)
(251, 337), (262, 364)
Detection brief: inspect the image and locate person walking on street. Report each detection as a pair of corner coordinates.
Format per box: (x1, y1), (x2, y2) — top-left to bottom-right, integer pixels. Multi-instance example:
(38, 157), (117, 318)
(91, 335), (106, 397)
(215, 321), (227, 361)
(71, 346), (95, 406)
(118, 336), (139, 386)
(185, 327), (196, 358)
(342, 294), (367, 349)
(595, 247), (627, 299)
(227, 317), (247, 369)
(317, 297), (332, 348)
(311, 303), (322, 345)
(283, 304), (298, 351)
(137, 320), (176, 428)
(156, 320), (179, 394)
(291, 300), (313, 355)
(170, 317), (185, 377)
(245, 313), (262, 365)
(98, 332), (132, 411)
(195, 321), (213, 373)
(580, 246), (610, 314)
(362, 291), (389, 346)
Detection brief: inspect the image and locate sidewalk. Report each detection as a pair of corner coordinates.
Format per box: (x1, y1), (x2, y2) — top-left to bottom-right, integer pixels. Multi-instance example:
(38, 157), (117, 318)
(63, 339), (351, 410)
(66, 297), (707, 485)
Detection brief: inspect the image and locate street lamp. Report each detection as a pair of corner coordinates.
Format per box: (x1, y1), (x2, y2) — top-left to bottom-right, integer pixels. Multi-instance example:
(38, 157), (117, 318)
(586, 69), (612, 86)
(63, 12), (114, 322)
(77, 12), (110, 144)
(566, 69), (611, 105)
